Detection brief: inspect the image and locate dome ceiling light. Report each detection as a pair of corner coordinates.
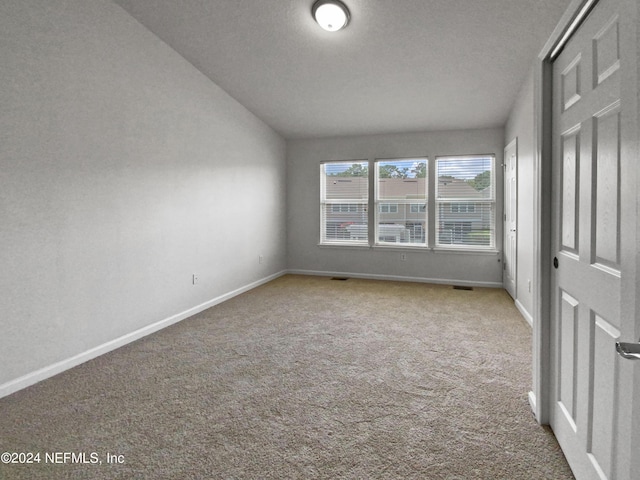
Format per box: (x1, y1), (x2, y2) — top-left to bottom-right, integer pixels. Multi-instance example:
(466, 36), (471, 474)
(312, 0), (350, 32)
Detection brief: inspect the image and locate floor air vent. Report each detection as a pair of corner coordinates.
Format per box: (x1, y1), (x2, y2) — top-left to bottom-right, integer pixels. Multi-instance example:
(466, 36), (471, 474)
(331, 277), (349, 281)
(453, 285), (473, 291)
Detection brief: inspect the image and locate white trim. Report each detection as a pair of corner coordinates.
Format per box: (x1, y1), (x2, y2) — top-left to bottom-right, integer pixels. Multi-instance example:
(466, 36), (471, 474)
(431, 247), (500, 255)
(504, 137), (518, 152)
(503, 138), (518, 300)
(528, 390), (537, 413)
(0, 270), (287, 399)
(287, 268), (504, 288)
(532, 56), (552, 425)
(371, 244), (428, 252)
(370, 245), (499, 255)
(533, 0), (596, 425)
(318, 243), (371, 249)
(0, 267), (505, 400)
(515, 299), (534, 327)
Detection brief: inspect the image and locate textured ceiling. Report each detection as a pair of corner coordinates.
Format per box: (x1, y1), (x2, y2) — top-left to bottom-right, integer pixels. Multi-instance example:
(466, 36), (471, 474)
(112, 0), (572, 139)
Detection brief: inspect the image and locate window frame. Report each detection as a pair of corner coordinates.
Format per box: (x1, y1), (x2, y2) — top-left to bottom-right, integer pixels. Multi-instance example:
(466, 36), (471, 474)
(374, 157), (428, 247)
(435, 155), (496, 250)
(320, 160), (370, 246)
(319, 154), (498, 252)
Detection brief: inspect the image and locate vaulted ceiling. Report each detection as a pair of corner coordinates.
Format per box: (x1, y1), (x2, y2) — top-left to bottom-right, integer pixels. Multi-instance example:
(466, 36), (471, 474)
(113, 0), (572, 139)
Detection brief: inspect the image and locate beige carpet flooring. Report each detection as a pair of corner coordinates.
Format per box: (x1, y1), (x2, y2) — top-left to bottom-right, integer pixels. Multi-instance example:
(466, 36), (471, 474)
(0, 274), (574, 479)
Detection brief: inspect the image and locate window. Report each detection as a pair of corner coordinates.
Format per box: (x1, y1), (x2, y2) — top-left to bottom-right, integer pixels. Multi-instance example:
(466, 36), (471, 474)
(320, 161), (369, 244)
(451, 203), (476, 213)
(378, 203), (398, 213)
(436, 155), (495, 248)
(320, 155), (496, 250)
(375, 158), (428, 245)
(331, 203), (358, 213)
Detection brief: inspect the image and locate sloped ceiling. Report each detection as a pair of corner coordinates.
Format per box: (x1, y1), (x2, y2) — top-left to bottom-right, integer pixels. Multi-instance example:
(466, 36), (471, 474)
(112, 0), (571, 139)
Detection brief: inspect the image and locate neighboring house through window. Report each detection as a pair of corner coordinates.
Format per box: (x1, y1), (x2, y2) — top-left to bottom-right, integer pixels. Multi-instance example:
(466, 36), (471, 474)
(320, 155), (495, 250)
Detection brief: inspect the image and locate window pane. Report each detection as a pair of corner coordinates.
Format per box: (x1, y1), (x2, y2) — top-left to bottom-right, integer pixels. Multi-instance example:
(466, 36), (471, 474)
(377, 206), (427, 244)
(435, 156), (495, 249)
(321, 203), (368, 242)
(375, 158), (427, 245)
(324, 162), (368, 200)
(377, 159), (427, 200)
(436, 203), (494, 246)
(437, 156), (493, 200)
(321, 161), (368, 244)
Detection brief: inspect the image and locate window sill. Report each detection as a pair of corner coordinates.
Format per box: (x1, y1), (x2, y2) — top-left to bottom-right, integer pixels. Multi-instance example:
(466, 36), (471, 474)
(318, 242), (499, 255)
(374, 245), (499, 255)
(318, 242), (371, 250)
(431, 247), (499, 255)
(372, 244), (428, 252)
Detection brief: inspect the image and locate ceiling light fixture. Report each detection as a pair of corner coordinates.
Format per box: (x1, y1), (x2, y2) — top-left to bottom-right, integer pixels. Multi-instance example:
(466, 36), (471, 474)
(312, 0), (350, 32)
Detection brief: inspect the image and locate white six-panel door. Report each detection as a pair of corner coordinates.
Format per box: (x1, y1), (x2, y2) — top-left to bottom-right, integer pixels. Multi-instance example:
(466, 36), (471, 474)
(549, 0), (638, 478)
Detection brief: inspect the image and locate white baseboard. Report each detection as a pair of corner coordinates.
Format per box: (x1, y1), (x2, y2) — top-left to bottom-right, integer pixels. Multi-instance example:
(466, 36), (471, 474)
(287, 269), (504, 288)
(515, 299), (534, 327)
(0, 268), (503, 399)
(528, 390), (537, 416)
(0, 270), (287, 399)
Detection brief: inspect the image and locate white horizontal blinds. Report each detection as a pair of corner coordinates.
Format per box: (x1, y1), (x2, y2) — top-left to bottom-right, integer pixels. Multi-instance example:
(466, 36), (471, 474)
(436, 156), (495, 248)
(320, 161), (369, 244)
(375, 158), (428, 245)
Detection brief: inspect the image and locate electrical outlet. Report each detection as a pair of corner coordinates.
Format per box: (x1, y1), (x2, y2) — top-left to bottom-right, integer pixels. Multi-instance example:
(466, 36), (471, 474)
(400, 253), (407, 261)
(259, 255), (264, 264)
(192, 274), (199, 285)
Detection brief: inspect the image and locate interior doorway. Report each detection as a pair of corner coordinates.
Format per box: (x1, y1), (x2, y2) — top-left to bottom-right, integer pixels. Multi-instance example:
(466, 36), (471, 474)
(503, 138), (517, 299)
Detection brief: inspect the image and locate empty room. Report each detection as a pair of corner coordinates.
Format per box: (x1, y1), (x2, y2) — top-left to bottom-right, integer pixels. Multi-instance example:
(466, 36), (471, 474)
(1, 0), (639, 479)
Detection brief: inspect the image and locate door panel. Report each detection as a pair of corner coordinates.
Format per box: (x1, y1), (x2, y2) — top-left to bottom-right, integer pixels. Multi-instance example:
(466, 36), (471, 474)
(593, 103), (620, 267)
(561, 127), (579, 252)
(593, 16), (620, 84)
(590, 314), (620, 477)
(559, 290), (579, 425)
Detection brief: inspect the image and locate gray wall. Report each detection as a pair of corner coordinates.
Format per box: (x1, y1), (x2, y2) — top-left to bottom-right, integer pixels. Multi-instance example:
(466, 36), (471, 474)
(287, 129), (505, 286)
(505, 68), (536, 322)
(0, 0), (286, 388)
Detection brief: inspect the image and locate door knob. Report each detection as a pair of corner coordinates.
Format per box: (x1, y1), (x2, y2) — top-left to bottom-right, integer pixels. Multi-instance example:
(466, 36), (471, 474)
(616, 340), (640, 360)
(553, 257), (559, 269)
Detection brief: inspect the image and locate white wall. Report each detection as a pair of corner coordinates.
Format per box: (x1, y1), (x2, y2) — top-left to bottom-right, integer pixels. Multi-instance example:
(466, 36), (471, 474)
(505, 68), (536, 323)
(0, 0), (286, 391)
(287, 129), (505, 286)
